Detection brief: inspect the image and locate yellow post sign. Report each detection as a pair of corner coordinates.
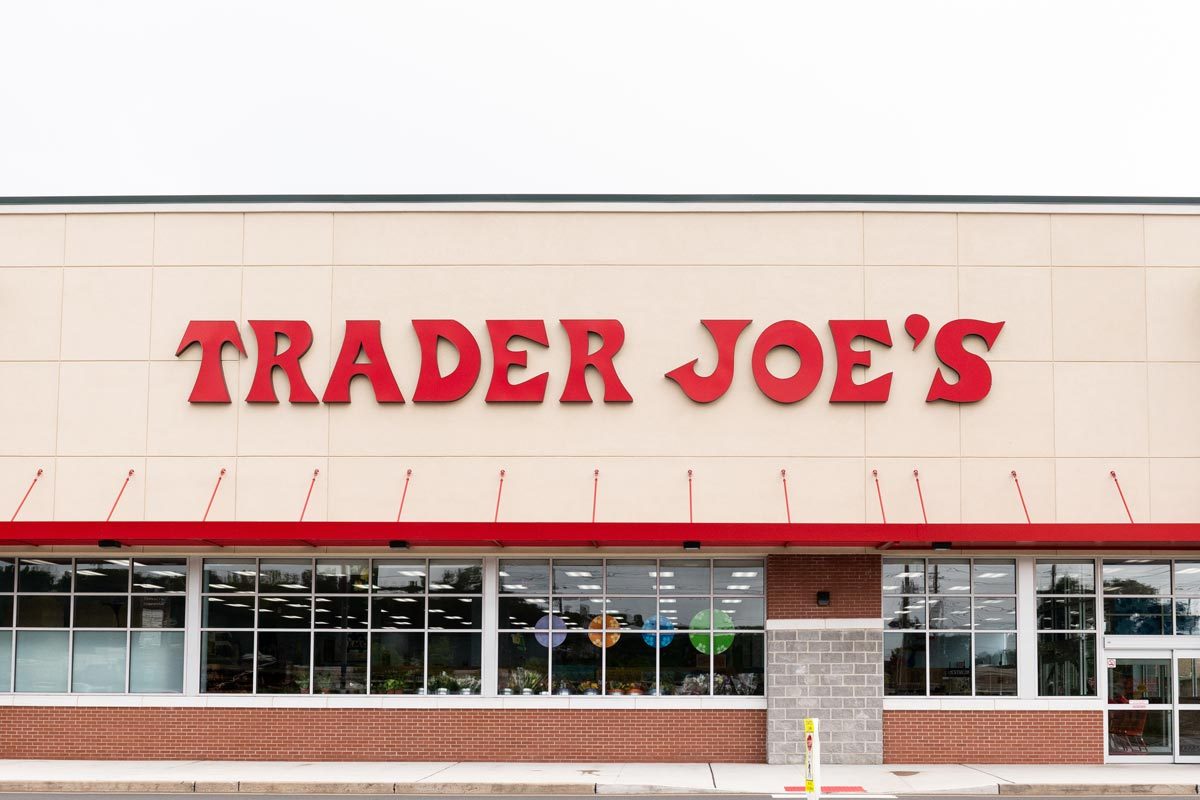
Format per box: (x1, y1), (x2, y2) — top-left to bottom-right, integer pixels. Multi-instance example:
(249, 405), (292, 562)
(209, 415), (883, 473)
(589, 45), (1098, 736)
(803, 717), (821, 799)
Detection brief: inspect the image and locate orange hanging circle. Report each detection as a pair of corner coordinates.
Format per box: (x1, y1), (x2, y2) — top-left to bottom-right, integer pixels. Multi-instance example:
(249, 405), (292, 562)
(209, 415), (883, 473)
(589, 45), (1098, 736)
(588, 614), (621, 648)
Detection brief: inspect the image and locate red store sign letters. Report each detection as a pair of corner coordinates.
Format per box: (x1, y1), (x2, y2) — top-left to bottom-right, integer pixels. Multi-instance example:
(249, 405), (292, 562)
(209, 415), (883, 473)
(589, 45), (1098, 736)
(176, 316), (1005, 407)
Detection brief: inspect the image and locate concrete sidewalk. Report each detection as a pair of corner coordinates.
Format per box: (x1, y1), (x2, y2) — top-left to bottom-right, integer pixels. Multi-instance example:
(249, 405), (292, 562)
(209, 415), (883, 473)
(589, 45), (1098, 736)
(3, 761), (1200, 795)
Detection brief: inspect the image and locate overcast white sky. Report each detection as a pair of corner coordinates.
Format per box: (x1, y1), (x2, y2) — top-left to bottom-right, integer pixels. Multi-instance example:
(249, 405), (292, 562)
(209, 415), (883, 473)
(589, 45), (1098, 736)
(1, 1), (1197, 197)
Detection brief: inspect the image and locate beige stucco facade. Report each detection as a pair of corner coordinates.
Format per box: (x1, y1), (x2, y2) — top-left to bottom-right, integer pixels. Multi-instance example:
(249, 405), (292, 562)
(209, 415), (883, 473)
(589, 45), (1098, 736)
(0, 205), (1198, 527)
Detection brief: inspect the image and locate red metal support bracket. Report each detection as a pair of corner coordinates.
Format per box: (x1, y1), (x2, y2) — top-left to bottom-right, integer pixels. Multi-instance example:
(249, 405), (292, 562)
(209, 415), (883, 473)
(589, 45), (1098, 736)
(1110, 470), (1135, 523)
(591, 469), (599, 524)
(299, 469), (319, 522)
(1011, 470), (1031, 524)
(202, 468), (227, 522)
(10, 468), (43, 522)
(494, 469), (506, 523)
(396, 469), (413, 522)
(781, 469), (792, 524)
(106, 469), (135, 522)
(872, 469), (888, 524)
(687, 469), (694, 523)
(913, 469), (928, 524)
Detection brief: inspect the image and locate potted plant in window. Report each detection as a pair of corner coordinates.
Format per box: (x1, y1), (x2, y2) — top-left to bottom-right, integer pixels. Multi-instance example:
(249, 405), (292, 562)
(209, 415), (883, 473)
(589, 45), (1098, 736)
(428, 671), (461, 695)
(508, 667), (543, 695)
(379, 677), (404, 694)
(626, 683), (644, 696)
(314, 671), (338, 694)
(579, 680), (599, 696)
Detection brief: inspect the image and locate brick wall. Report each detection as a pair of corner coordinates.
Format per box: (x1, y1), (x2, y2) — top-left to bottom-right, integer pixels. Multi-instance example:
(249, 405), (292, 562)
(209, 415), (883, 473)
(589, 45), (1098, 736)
(883, 710), (1104, 764)
(0, 707), (766, 762)
(767, 554), (881, 619)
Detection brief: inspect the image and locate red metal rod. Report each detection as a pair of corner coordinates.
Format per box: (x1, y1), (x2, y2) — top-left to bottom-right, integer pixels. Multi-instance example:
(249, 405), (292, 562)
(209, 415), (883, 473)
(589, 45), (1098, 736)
(591, 469), (599, 523)
(494, 469), (506, 523)
(106, 469), (135, 523)
(10, 468), (43, 522)
(781, 469), (792, 524)
(1011, 470), (1031, 524)
(1110, 470), (1135, 523)
(202, 468), (227, 522)
(913, 469), (928, 524)
(872, 469), (888, 524)
(396, 469), (413, 522)
(299, 469), (319, 522)
(687, 469), (694, 523)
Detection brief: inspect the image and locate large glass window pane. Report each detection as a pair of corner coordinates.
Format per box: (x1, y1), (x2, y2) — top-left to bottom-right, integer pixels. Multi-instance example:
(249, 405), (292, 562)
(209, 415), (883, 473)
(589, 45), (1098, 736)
(664, 596), (710, 629)
(129, 631), (184, 692)
(927, 597), (971, 630)
(71, 631), (126, 692)
(258, 596), (311, 629)
(1178, 599), (1200, 635)
(605, 560), (656, 594)
(75, 560), (129, 593)
(717, 596), (764, 629)
(659, 631), (709, 695)
(498, 631), (547, 694)
(498, 560), (549, 594)
(131, 595), (186, 628)
(203, 560), (256, 593)
(929, 632), (971, 695)
(313, 632), (367, 694)
(714, 633), (765, 696)
(1108, 658), (1171, 703)
(1103, 559), (1171, 595)
(1104, 597), (1173, 635)
(554, 597), (603, 629)
(428, 560), (482, 593)
(371, 596), (424, 629)
(553, 560), (603, 594)
(552, 632), (602, 695)
(0, 595), (10, 627)
(256, 631), (310, 693)
(203, 596), (254, 628)
(428, 596), (481, 630)
(314, 559), (370, 593)
(882, 560), (925, 594)
(0, 559), (12, 592)
(372, 560), (425, 593)
(1037, 632), (1096, 696)
(1037, 560), (1095, 594)
(0, 630), (11, 692)
(1037, 598), (1095, 631)
(18, 559), (72, 592)
(973, 560), (1016, 594)
(15, 630), (68, 692)
(605, 630), (656, 695)
(73, 595), (128, 628)
(884, 632), (926, 695)
(974, 632), (1016, 696)
(973, 597), (1017, 630)
(713, 560), (765, 595)
(884, 596), (926, 629)
(427, 633), (480, 695)
(370, 632), (424, 694)
(1183, 711), (1200, 758)
(17, 595), (70, 627)
(203, 631), (253, 693)
(499, 596), (547, 628)
(1177, 563), (1200, 596)
(258, 560), (311, 594)
(658, 559), (709, 594)
(1109, 709), (1172, 756)
(314, 596), (368, 629)
(602, 596), (655, 629)
(1180, 658), (1200, 705)
(928, 560), (971, 594)
(131, 559), (187, 593)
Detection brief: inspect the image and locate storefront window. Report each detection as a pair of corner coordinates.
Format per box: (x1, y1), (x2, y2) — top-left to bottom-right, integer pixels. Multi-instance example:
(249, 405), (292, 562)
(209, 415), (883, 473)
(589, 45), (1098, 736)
(497, 558), (764, 696)
(202, 557), (482, 694)
(1103, 559), (1172, 635)
(882, 558), (1016, 696)
(1, 558), (186, 693)
(1036, 560), (1097, 696)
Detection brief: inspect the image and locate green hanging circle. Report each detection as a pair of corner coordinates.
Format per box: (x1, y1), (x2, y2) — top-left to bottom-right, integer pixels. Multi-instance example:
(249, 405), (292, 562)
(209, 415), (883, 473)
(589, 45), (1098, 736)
(689, 608), (735, 655)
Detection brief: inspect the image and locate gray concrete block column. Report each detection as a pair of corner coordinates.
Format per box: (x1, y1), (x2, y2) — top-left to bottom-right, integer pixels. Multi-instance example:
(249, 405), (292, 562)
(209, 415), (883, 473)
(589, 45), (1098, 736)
(766, 623), (884, 765)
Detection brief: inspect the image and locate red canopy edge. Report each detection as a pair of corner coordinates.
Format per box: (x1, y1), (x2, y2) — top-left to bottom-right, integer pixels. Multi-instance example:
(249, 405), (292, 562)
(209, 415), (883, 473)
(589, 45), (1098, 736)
(0, 521), (1199, 549)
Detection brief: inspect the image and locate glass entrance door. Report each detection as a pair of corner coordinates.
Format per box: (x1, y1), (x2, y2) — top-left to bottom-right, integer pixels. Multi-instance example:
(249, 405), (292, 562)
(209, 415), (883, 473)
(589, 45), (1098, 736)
(1176, 653), (1200, 761)
(1107, 654), (1173, 759)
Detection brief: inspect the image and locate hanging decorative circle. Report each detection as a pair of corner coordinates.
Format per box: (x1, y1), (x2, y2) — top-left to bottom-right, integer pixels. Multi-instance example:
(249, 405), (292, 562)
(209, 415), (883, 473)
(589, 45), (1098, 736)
(642, 615), (675, 647)
(689, 608), (736, 655)
(534, 614), (567, 648)
(588, 614), (621, 648)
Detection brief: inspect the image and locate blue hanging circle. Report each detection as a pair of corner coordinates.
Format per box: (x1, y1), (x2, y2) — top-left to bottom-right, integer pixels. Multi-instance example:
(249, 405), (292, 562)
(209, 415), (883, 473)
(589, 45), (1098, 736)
(642, 615), (675, 647)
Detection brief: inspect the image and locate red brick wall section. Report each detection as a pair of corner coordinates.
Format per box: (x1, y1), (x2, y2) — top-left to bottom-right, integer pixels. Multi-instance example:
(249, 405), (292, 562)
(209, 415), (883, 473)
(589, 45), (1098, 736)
(767, 553), (881, 619)
(884, 710), (1104, 764)
(0, 707), (765, 762)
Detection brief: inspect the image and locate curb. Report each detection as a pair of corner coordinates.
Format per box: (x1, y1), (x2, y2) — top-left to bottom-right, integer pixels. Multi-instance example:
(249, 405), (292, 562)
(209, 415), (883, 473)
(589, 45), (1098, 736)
(998, 785), (1200, 796)
(0, 781), (602, 795)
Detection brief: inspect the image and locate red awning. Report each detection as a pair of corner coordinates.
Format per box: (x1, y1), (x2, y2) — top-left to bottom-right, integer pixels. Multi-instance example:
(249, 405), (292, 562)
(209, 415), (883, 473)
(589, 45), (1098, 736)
(0, 520), (1199, 549)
